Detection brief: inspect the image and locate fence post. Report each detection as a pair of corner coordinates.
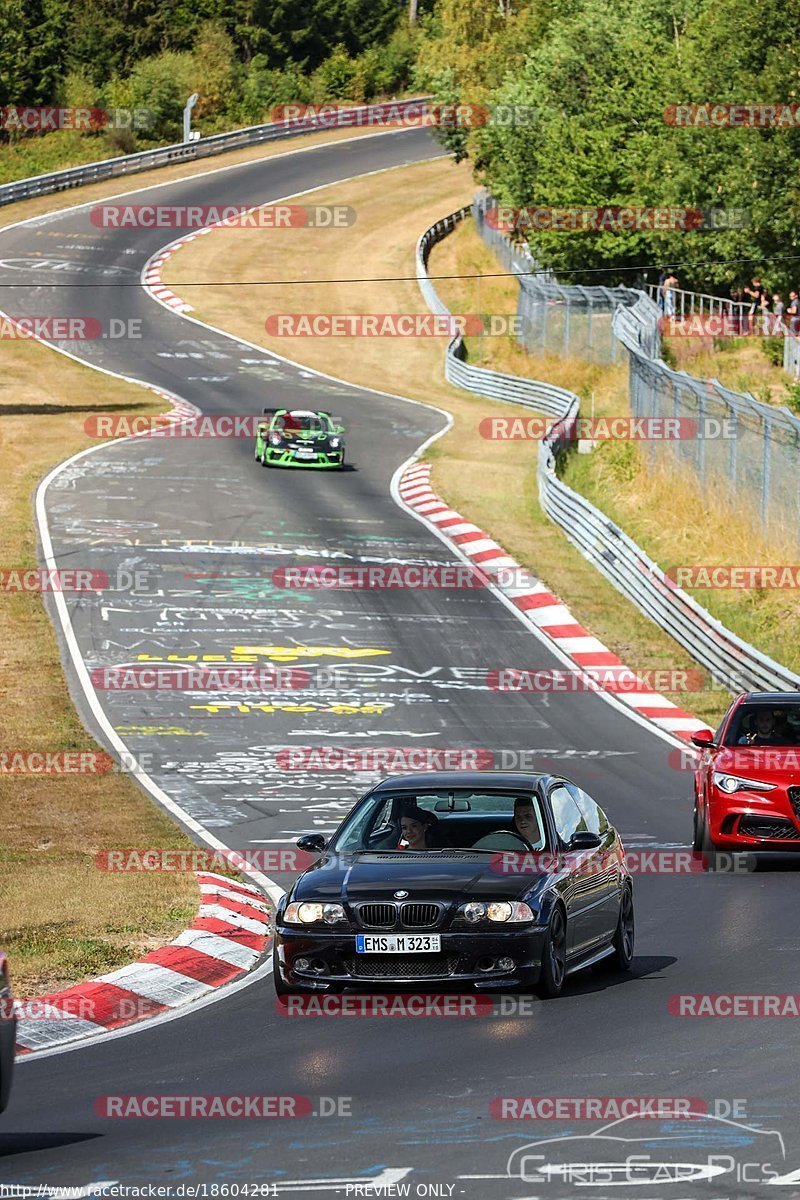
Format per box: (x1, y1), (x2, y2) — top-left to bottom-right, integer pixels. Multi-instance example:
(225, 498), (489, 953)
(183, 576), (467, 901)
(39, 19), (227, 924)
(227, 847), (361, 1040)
(761, 412), (772, 527)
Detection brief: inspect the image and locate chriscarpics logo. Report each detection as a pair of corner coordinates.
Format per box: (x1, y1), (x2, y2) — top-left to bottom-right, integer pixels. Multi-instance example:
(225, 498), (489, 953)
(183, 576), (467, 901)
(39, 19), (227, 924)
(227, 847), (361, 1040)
(503, 1112), (797, 1188)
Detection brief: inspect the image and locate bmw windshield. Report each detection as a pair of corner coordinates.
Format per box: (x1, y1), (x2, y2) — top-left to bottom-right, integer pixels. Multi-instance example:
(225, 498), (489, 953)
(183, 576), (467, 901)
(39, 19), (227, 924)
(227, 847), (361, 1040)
(330, 789), (549, 853)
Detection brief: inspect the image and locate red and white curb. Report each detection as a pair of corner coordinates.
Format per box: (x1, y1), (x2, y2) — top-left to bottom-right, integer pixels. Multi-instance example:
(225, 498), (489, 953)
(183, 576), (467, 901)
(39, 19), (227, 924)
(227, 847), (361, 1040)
(14, 872), (270, 1054)
(143, 233), (210, 313)
(398, 462), (707, 742)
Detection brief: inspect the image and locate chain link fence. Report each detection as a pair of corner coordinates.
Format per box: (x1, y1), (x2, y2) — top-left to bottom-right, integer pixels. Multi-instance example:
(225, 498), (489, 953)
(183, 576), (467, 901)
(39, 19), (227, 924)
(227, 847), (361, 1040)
(472, 193), (640, 364)
(473, 192), (800, 547)
(417, 208), (799, 694)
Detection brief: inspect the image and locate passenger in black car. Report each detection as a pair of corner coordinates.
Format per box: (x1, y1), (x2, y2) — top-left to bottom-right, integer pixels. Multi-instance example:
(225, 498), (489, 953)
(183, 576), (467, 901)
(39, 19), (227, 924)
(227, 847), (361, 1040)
(398, 806), (439, 850)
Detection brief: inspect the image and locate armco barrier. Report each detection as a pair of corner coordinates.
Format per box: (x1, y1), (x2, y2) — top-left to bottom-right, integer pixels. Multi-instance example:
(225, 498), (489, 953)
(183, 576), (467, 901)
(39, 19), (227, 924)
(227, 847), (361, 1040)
(416, 208), (800, 695)
(0, 100), (430, 208)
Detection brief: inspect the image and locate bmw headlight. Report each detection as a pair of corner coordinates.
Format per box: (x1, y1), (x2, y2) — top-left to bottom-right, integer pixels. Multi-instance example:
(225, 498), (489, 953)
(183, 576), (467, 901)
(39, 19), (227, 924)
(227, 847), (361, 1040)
(460, 901), (535, 924)
(284, 902), (347, 925)
(487, 901), (535, 923)
(463, 901), (486, 923)
(713, 772), (776, 795)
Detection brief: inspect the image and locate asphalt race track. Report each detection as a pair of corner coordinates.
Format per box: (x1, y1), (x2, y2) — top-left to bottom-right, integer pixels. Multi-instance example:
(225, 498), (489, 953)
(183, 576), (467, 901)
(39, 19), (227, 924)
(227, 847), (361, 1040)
(2, 127), (799, 1196)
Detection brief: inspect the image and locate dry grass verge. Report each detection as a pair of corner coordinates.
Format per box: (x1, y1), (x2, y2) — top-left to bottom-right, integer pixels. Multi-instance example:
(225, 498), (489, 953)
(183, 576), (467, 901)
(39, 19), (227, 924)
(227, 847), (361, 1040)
(0, 347), (201, 996)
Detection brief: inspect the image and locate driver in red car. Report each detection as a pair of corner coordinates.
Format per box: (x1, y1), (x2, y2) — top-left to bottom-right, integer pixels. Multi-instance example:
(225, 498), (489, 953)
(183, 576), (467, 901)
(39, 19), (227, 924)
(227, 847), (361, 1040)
(737, 709), (789, 745)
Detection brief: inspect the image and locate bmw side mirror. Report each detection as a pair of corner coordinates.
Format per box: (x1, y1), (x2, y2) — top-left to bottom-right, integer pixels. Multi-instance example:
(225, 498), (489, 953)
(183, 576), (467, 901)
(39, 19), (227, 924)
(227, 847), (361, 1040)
(297, 833), (327, 854)
(568, 830), (602, 851)
(690, 729), (715, 748)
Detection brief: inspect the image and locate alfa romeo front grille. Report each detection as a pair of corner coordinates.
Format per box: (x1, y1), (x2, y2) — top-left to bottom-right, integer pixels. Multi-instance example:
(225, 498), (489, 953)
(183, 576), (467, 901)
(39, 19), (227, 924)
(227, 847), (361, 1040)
(738, 815), (800, 841)
(788, 787), (800, 819)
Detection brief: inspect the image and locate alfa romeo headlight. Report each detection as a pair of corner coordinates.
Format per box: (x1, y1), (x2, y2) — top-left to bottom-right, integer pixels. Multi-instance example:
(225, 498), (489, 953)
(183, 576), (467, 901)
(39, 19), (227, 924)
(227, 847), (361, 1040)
(713, 772), (776, 795)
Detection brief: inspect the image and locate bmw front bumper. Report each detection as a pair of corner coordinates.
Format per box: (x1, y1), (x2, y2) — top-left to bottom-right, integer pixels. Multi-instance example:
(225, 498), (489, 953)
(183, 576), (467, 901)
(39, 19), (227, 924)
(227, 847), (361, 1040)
(275, 927), (549, 990)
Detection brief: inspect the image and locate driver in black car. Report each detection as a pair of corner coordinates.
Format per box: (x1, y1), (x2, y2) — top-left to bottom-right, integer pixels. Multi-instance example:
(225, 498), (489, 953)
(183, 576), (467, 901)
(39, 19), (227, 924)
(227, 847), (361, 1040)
(513, 796), (542, 846)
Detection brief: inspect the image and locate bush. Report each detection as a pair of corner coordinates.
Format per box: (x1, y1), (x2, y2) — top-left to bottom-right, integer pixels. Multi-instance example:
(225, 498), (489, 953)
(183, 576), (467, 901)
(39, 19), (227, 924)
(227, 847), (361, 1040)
(761, 336), (787, 367)
(117, 51), (196, 141)
(59, 70), (101, 112)
(370, 24), (420, 95)
(310, 45), (360, 101)
(240, 58), (312, 123)
(191, 23), (241, 122)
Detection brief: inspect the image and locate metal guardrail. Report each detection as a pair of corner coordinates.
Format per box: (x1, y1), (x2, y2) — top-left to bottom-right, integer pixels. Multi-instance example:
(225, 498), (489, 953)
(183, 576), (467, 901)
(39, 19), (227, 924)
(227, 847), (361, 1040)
(416, 208), (800, 695)
(0, 99), (430, 208)
(417, 211), (574, 419)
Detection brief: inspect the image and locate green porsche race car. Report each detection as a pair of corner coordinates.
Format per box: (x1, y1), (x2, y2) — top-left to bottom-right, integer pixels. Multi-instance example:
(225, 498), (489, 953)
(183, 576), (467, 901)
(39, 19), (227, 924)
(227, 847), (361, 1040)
(255, 407), (346, 469)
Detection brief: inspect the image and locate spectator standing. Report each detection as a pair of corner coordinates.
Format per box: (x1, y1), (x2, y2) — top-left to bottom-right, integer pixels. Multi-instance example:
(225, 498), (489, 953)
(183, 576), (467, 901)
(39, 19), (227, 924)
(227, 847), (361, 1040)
(663, 269), (679, 317)
(772, 293), (785, 334)
(657, 268), (667, 312)
(743, 276), (766, 333)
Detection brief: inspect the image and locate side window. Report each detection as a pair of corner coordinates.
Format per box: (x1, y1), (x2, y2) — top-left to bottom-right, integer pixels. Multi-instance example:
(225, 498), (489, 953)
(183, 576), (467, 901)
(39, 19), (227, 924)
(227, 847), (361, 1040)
(549, 785), (587, 844)
(566, 783), (609, 836)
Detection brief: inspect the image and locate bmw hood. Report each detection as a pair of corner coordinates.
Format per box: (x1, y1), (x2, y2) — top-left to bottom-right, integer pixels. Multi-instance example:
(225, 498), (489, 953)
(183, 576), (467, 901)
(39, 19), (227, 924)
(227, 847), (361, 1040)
(289, 852), (544, 904)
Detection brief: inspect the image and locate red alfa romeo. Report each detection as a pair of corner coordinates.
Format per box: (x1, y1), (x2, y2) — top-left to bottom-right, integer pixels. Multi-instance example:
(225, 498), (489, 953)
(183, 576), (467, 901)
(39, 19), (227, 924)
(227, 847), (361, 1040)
(692, 692), (800, 862)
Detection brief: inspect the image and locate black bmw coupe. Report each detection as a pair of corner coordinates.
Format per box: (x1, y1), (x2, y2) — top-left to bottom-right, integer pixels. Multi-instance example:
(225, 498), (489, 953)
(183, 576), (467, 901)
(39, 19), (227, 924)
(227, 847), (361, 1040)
(273, 771), (634, 998)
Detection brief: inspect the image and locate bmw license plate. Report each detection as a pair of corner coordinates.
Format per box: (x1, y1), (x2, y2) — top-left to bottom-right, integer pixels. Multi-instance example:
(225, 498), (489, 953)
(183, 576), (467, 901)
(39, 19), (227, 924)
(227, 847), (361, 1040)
(356, 934), (441, 954)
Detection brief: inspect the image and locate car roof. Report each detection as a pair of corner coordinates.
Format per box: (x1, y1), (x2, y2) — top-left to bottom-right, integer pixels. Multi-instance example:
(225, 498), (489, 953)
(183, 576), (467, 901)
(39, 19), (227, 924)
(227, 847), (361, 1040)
(371, 771), (550, 792)
(737, 692), (800, 705)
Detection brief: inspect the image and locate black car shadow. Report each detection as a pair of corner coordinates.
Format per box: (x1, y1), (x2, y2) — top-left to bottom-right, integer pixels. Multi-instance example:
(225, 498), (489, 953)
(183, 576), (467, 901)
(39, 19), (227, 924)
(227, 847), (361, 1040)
(0, 1131), (101, 1157)
(563, 954), (678, 996)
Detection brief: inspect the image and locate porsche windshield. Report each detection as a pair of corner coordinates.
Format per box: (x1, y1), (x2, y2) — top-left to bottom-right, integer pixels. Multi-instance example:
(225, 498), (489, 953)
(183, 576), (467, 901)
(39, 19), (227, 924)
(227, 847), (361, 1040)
(275, 413), (330, 435)
(331, 789), (548, 853)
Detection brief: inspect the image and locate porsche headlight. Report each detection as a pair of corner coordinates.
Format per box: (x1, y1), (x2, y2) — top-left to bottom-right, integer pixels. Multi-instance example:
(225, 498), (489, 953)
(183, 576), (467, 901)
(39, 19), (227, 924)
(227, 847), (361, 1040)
(284, 902), (347, 925)
(713, 772), (776, 795)
(269, 433), (283, 446)
(329, 436), (341, 449)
